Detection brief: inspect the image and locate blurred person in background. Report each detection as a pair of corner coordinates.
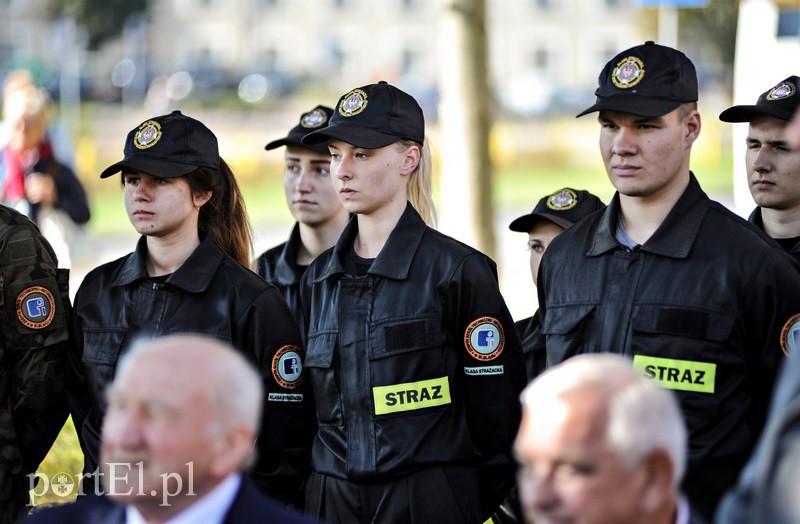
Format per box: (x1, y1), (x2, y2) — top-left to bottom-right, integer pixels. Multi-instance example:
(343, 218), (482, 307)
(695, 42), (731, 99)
(67, 110), (313, 508)
(257, 105), (349, 329)
(0, 204), (70, 523)
(299, 82), (526, 523)
(26, 334), (318, 524)
(720, 76), (800, 264)
(508, 188), (604, 380)
(0, 85), (89, 267)
(514, 354), (704, 524)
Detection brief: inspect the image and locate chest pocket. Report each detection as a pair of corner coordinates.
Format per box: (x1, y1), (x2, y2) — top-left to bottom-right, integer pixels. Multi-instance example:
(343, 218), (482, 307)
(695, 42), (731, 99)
(368, 316), (444, 384)
(631, 305), (736, 419)
(541, 304), (596, 367)
(305, 331), (342, 425)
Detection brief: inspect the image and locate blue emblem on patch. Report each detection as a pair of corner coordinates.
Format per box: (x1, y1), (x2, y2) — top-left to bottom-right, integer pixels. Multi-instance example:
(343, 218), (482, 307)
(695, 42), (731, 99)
(26, 297), (48, 318)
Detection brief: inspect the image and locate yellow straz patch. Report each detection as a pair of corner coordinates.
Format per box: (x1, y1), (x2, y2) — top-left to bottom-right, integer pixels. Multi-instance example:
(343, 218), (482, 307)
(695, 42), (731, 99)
(633, 355), (716, 394)
(373, 376), (451, 415)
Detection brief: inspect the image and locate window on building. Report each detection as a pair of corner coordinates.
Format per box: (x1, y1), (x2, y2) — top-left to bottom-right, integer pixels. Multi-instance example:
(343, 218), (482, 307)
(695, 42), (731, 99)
(401, 48), (417, 74)
(534, 0), (555, 10)
(197, 0), (212, 6)
(401, 0), (419, 9)
(778, 9), (800, 38)
(605, 0), (622, 8)
(261, 48), (278, 72)
(333, 0), (351, 8)
(260, 0), (279, 7)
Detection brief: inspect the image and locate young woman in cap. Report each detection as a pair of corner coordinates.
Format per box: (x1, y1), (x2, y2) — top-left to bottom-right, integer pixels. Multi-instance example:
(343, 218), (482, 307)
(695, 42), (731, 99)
(299, 82), (526, 523)
(508, 187), (605, 380)
(257, 105), (349, 328)
(67, 111), (313, 507)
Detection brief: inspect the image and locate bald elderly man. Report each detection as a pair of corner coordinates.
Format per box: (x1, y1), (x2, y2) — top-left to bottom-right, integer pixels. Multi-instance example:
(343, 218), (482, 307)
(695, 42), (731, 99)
(25, 334), (316, 523)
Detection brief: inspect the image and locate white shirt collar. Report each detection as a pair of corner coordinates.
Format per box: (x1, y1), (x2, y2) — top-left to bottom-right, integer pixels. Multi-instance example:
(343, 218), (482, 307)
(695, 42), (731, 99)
(125, 473), (241, 524)
(674, 494), (690, 524)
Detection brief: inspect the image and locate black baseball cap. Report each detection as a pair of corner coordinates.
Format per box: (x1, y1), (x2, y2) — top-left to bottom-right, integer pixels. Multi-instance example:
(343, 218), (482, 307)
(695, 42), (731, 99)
(509, 188), (605, 232)
(302, 81), (424, 149)
(719, 76), (800, 123)
(100, 110), (219, 179)
(265, 105), (334, 155)
(577, 41), (698, 118)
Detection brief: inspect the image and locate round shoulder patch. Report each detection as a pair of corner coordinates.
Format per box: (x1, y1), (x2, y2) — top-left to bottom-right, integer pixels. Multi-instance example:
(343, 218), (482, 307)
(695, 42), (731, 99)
(134, 120), (162, 149)
(301, 108), (329, 129)
(339, 89), (368, 117)
(780, 313), (800, 356)
(272, 345), (304, 389)
(464, 317), (504, 361)
(547, 188), (578, 211)
(612, 56), (645, 89)
(16, 286), (56, 329)
(767, 82), (796, 101)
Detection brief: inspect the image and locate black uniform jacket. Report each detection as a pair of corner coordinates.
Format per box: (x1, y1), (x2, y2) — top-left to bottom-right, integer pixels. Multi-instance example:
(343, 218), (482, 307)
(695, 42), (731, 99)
(256, 223), (305, 328)
(68, 233), (314, 506)
(0, 205), (70, 522)
(515, 311), (545, 381)
(300, 204), (526, 515)
(748, 206), (800, 264)
(537, 174), (800, 520)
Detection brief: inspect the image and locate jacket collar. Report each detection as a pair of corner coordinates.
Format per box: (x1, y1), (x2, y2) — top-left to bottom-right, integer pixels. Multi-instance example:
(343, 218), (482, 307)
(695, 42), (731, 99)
(588, 173), (708, 259)
(111, 232), (225, 293)
(273, 223), (302, 286)
(315, 202), (426, 282)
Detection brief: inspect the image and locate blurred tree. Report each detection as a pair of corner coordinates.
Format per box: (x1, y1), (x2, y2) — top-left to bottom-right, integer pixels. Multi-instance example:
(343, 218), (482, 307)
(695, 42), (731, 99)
(53, 0), (147, 49)
(679, 0), (739, 65)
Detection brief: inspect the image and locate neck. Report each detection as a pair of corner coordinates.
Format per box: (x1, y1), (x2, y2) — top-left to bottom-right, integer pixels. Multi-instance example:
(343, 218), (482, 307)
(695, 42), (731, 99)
(145, 231), (201, 277)
(760, 207), (800, 239)
(618, 173), (689, 245)
(353, 200), (407, 259)
(297, 213), (349, 266)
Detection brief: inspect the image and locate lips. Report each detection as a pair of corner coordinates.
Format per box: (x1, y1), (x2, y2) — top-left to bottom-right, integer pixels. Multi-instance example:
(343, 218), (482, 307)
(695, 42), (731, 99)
(132, 210), (154, 217)
(293, 199), (316, 206)
(752, 179), (776, 191)
(612, 164), (640, 175)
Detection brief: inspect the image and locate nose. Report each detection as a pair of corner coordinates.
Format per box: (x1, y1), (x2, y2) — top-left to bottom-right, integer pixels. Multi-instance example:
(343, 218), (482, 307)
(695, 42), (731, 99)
(611, 127), (637, 157)
(336, 157), (353, 181)
(751, 148), (772, 174)
(296, 170), (313, 193)
(132, 180), (152, 202)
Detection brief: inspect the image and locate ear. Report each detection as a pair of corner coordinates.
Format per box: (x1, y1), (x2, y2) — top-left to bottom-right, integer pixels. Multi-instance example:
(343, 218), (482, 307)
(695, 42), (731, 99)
(636, 449), (677, 515)
(193, 190), (212, 208)
(400, 144), (421, 177)
(684, 110), (701, 148)
(208, 427), (255, 479)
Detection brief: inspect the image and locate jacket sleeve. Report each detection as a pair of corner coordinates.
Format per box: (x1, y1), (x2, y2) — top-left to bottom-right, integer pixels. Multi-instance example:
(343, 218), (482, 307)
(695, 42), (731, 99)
(0, 219), (70, 474)
(447, 252), (526, 518)
(234, 284), (316, 509)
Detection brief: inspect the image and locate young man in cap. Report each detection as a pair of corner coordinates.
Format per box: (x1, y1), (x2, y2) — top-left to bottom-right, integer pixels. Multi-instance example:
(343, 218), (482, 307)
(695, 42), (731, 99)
(508, 188), (604, 379)
(720, 76), (800, 263)
(535, 41), (800, 520)
(257, 105), (349, 329)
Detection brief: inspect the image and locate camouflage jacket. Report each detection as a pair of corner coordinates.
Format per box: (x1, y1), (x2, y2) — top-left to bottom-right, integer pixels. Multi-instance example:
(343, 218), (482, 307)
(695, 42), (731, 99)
(0, 204), (70, 524)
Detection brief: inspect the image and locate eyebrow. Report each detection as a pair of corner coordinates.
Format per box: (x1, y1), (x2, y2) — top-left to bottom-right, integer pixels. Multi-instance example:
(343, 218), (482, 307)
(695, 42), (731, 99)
(747, 137), (788, 148)
(598, 115), (664, 125)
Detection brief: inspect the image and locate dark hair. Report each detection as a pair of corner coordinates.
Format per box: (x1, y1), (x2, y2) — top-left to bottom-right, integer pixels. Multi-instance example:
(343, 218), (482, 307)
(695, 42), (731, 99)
(678, 102), (698, 121)
(185, 158), (253, 267)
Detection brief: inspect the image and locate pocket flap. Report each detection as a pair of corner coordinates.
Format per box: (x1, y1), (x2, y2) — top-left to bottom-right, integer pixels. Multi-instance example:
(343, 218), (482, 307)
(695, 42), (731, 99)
(305, 332), (336, 368)
(369, 316), (442, 359)
(541, 305), (596, 335)
(632, 305), (735, 341)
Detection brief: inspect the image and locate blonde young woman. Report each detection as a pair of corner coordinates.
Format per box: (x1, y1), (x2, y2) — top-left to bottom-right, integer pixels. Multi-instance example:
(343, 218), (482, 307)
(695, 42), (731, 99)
(68, 111), (313, 507)
(299, 82), (526, 523)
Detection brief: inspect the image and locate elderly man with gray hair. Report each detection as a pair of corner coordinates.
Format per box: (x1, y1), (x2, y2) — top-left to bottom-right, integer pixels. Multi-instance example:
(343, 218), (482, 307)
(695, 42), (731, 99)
(514, 354), (706, 524)
(25, 334), (316, 523)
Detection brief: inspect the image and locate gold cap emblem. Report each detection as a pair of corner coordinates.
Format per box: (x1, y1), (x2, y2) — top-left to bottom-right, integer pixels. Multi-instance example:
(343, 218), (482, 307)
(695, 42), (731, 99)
(339, 89), (368, 117)
(612, 56), (645, 89)
(767, 82), (796, 101)
(547, 188), (578, 211)
(133, 120), (162, 149)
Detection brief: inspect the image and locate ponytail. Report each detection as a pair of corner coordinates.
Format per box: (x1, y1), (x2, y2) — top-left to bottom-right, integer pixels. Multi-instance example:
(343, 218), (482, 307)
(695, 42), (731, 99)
(185, 158), (254, 267)
(398, 137), (437, 228)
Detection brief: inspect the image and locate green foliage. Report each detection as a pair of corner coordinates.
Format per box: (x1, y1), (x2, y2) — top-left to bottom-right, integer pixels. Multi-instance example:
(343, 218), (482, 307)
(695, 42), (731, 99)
(53, 0), (147, 49)
(679, 0), (740, 65)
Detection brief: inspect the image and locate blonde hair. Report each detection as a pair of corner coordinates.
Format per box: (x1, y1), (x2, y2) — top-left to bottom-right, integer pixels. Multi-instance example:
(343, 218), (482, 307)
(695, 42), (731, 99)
(398, 137), (437, 228)
(3, 85), (53, 127)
